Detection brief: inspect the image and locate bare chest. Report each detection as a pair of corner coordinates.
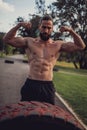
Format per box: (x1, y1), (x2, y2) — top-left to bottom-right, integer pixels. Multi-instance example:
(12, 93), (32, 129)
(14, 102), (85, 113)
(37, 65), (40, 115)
(28, 43), (59, 60)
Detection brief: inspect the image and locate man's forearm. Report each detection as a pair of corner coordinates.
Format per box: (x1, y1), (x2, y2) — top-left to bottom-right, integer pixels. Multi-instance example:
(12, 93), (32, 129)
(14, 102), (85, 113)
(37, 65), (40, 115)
(60, 26), (86, 49)
(3, 23), (21, 42)
(70, 29), (86, 49)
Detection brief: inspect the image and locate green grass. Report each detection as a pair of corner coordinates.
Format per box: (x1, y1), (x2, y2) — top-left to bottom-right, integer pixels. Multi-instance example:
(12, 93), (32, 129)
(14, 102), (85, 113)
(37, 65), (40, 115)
(53, 62), (87, 125)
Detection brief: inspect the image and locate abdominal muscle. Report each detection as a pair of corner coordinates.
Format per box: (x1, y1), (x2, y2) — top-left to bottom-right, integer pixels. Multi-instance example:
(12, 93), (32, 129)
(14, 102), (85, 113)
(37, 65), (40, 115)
(28, 58), (54, 81)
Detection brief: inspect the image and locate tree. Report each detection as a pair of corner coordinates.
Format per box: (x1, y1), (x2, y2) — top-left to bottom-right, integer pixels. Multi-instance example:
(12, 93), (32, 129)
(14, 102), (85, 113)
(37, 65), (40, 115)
(35, 0), (47, 15)
(49, 0), (87, 69)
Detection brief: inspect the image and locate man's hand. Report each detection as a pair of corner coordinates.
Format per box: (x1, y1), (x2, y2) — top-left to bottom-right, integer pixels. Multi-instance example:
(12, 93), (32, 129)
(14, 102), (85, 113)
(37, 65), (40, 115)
(59, 26), (72, 33)
(18, 22), (32, 29)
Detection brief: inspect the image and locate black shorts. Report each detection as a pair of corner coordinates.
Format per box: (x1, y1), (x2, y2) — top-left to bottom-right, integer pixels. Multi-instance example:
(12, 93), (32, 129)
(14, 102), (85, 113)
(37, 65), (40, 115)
(21, 78), (56, 105)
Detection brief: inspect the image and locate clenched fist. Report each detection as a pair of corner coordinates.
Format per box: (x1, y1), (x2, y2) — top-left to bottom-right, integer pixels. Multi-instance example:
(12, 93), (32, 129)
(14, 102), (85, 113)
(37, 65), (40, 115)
(59, 26), (72, 33)
(18, 22), (32, 29)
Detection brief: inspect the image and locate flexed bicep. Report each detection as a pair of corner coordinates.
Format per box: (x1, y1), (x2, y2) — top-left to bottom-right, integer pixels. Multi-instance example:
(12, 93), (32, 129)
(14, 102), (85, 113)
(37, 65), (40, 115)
(60, 42), (82, 52)
(4, 37), (28, 48)
(3, 22), (31, 48)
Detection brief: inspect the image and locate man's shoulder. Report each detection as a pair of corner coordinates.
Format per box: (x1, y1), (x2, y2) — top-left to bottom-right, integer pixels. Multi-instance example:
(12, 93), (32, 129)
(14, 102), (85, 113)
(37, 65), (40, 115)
(26, 37), (38, 48)
(55, 39), (63, 43)
(52, 39), (64, 46)
(26, 37), (35, 44)
(27, 37), (35, 41)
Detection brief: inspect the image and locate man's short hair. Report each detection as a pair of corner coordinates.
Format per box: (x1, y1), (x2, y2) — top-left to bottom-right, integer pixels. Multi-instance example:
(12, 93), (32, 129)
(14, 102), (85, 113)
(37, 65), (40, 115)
(39, 14), (53, 24)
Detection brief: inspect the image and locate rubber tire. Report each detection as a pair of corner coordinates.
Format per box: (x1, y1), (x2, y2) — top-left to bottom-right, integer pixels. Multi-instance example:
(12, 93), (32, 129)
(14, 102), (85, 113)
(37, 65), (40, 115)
(0, 101), (83, 130)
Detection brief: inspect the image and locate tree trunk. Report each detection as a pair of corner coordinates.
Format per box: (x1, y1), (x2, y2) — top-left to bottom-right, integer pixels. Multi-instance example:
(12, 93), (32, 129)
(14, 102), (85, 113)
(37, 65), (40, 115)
(73, 61), (79, 69)
(79, 58), (87, 69)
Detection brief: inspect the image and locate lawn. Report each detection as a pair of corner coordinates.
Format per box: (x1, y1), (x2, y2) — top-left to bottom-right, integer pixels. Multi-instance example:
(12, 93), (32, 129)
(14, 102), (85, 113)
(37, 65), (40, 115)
(53, 61), (87, 126)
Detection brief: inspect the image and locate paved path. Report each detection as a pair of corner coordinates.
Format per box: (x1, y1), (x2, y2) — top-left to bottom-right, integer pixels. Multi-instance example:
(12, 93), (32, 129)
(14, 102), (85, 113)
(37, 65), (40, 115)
(0, 56), (29, 106)
(0, 54), (86, 129)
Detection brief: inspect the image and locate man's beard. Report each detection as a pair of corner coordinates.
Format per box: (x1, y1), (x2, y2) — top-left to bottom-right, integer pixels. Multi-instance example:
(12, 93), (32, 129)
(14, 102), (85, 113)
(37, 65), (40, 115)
(40, 32), (51, 41)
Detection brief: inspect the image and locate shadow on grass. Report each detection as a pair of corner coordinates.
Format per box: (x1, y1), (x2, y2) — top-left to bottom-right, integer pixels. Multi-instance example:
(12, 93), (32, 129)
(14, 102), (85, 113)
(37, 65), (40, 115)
(54, 65), (87, 75)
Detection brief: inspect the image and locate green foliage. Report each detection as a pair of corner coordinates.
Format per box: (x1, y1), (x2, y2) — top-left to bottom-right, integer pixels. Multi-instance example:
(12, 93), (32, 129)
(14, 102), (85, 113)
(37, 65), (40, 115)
(5, 44), (14, 55)
(0, 51), (5, 58)
(35, 0), (46, 15)
(50, 0), (87, 69)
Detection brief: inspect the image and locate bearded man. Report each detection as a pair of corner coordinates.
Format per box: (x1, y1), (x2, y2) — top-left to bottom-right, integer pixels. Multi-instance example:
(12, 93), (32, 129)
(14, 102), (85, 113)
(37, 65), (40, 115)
(3, 15), (86, 105)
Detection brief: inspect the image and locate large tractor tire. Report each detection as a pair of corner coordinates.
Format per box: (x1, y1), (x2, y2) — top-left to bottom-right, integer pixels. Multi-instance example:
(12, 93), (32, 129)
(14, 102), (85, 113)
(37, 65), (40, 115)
(0, 101), (84, 130)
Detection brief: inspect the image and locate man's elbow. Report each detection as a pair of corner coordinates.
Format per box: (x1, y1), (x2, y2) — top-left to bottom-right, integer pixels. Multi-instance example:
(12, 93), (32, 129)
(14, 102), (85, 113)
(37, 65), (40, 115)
(81, 44), (86, 50)
(79, 44), (86, 51)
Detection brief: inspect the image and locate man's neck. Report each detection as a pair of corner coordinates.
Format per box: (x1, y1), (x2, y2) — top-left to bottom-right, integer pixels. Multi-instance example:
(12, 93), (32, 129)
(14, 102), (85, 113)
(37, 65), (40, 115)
(38, 37), (53, 44)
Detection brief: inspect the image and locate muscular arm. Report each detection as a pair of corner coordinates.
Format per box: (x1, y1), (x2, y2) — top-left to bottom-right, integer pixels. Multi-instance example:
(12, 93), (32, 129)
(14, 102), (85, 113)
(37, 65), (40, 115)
(3, 22), (31, 48)
(59, 26), (86, 52)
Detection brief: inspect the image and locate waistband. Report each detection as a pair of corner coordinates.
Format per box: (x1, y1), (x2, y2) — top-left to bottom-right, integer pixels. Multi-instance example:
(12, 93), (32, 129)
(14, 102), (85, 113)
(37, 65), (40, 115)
(27, 78), (53, 84)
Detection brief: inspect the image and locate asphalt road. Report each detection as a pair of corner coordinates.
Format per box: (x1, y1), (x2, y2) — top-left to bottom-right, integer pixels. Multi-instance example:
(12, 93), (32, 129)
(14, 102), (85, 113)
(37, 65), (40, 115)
(0, 56), (29, 106)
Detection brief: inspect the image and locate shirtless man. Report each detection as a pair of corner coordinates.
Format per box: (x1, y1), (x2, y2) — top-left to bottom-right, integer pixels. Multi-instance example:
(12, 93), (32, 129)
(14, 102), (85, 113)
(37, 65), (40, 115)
(3, 15), (86, 105)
